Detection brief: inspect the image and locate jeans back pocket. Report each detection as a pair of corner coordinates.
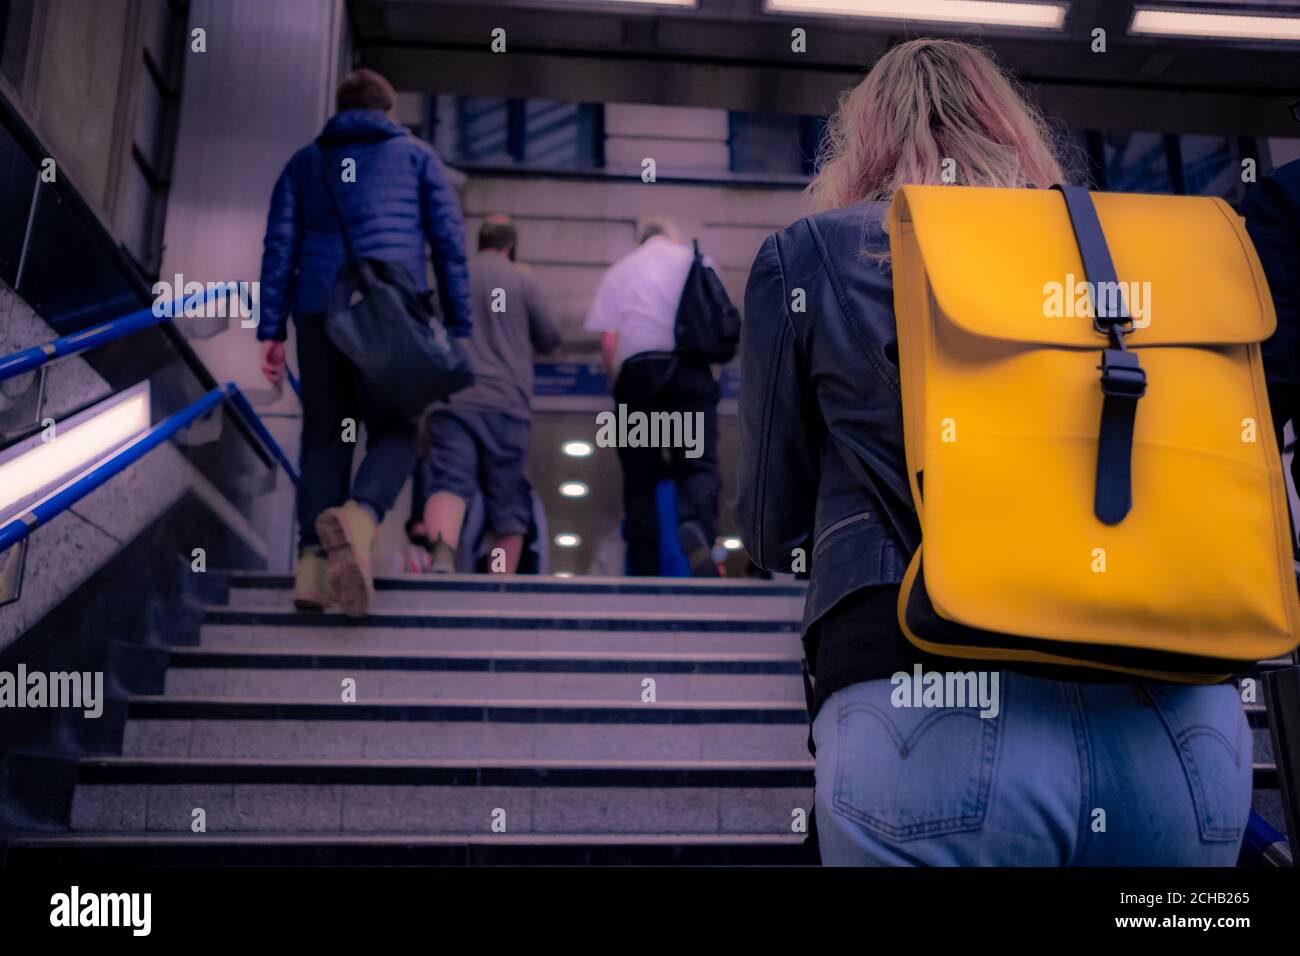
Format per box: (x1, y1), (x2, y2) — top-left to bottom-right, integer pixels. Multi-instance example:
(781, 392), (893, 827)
(832, 694), (1002, 842)
(1145, 683), (1252, 844)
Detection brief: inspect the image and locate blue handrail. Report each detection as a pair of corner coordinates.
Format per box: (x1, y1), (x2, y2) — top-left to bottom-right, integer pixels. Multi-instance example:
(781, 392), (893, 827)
(0, 382), (297, 553)
(0, 283), (300, 556)
(1242, 810), (1292, 866)
(0, 284), (239, 384)
(226, 384), (300, 484)
(0, 387), (223, 552)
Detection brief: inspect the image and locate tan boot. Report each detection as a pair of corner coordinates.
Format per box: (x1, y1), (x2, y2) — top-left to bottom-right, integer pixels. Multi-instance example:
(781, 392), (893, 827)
(292, 549), (331, 611)
(316, 501), (377, 618)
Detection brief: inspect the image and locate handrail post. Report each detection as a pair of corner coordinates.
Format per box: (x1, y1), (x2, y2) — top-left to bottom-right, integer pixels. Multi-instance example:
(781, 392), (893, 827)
(223, 383), (299, 485)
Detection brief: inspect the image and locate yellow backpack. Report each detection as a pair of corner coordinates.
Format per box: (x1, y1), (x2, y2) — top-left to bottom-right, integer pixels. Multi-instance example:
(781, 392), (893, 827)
(888, 184), (1300, 682)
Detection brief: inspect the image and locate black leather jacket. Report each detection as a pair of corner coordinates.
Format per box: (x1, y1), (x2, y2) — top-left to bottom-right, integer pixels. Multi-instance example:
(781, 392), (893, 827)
(737, 201), (918, 633)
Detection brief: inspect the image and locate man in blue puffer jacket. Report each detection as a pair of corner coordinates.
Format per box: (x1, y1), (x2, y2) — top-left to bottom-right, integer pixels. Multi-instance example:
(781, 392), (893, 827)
(257, 68), (473, 616)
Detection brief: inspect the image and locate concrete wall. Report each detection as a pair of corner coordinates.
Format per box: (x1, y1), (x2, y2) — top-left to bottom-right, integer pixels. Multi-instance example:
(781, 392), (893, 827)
(162, 0), (346, 392)
(159, 0), (348, 569)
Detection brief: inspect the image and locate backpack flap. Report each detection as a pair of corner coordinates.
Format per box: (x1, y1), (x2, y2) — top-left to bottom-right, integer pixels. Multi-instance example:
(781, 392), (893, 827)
(888, 184), (1299, 678)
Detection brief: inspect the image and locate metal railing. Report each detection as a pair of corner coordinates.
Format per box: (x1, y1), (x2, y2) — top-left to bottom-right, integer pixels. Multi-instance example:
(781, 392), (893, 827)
(1244, 810), (1293, 867)
(0, 285), (233, 385)
(0, 292), (299, 556)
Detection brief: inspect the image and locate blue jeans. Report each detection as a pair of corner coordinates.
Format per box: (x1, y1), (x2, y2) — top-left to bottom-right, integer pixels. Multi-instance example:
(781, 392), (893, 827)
(812, 671), (1252, 866)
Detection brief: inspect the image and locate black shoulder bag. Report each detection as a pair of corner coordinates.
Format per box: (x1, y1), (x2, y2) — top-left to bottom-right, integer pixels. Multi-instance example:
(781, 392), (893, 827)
(317, 145), (473, 421)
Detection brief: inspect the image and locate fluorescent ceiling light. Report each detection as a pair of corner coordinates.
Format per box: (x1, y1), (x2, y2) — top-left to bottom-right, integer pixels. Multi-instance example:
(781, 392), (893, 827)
(556, 0), (696, 7)
(764, 0), (1066, 29)
(0, 383), (151, 525)
(554, 533), (583, 548)
(562, 440), (594, 458)
(559, 481), (590, 498)
(1130, 8), (1300, 42)
(722, 536), (743, 551)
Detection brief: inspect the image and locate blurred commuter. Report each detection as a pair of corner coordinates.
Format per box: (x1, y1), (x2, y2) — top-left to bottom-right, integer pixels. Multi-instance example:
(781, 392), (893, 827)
(1243, 158), (1300, 478)
(421, 215), (562, 574)
(257, 68), (473, 615)
(585, 218), (723, 576)
(738, 38), (1252, 866)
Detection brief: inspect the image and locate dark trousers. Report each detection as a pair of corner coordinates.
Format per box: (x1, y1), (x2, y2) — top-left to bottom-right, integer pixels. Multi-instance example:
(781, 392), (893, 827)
(613, 356), (720, 575)
(295, 316), (415, 552)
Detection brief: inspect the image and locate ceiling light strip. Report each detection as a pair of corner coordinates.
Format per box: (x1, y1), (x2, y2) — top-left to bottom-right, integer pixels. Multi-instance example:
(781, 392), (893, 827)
(763, 0), (1067, 29)
(1130, 8), (1300, 42)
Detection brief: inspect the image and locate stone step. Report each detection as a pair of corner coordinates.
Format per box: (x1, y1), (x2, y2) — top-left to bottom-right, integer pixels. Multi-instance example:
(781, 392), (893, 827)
(4, 832), (813, 866)
(161, 647), (804, 702)
(120, 696), (811, 761)
(198, 608), (804, 657)
(215, 572), (806, 618)
(66, 757), (814, 835)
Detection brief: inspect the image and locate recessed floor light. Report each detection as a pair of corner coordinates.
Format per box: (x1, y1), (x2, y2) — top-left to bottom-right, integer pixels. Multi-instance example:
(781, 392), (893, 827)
(0, 382), (151, 525)
(722, 537), (743, 551)
(562, 440), (594, 458)
(554, 533), (582, 548)
(559, 481), (590, 498)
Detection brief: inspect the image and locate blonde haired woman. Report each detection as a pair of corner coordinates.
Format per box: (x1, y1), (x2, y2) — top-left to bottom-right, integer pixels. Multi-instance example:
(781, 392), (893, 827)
(737, 39), (1251, 866)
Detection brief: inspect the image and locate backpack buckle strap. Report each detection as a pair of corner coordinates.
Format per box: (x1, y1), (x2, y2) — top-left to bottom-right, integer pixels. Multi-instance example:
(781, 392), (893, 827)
(1053, 183), (1146, 525)
(1094, 313), (1135, 338)
(1099, 346), (1146, 399)
(1095, 347), (1145, 525)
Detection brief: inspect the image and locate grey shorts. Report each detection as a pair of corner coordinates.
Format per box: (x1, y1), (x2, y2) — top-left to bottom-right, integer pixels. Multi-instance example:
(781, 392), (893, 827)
(420, 408), (532, 536)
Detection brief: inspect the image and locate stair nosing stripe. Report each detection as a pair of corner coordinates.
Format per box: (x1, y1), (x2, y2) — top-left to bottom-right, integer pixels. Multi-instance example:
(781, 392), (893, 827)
(221, 575), (807, 598)
(163, 650), (803, 674)
(76, 760), (815, 787)
(201, 609), (801, 632)
(125, 698), (810, 723)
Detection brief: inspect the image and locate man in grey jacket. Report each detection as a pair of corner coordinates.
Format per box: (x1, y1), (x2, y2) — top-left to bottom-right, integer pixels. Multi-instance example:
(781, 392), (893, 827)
(418, 215), (562, 573)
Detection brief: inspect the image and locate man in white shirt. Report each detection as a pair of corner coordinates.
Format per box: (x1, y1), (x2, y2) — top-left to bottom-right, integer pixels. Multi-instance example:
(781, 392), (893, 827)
(583, 217), (722, 576)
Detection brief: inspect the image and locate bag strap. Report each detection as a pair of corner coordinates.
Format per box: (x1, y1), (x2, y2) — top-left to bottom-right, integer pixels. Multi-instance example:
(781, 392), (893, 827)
(317, 144), (361, 265)
(1053, 184), (1147, 526)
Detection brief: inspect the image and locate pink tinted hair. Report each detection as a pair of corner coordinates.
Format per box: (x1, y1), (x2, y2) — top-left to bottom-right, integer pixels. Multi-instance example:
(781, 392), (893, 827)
(808, 38), (1070, 211)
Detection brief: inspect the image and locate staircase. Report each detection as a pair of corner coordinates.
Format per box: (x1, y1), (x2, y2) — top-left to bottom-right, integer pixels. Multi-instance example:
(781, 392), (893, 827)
(5, 574), (815, 865)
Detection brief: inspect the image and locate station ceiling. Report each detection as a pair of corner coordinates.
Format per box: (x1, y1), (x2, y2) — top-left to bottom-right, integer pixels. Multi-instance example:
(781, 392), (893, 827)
(348, 0), (1300, 136)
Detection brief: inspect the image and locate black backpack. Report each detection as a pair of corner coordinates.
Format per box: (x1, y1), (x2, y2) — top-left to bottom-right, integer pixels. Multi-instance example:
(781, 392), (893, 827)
(673, 239), (740, 364)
